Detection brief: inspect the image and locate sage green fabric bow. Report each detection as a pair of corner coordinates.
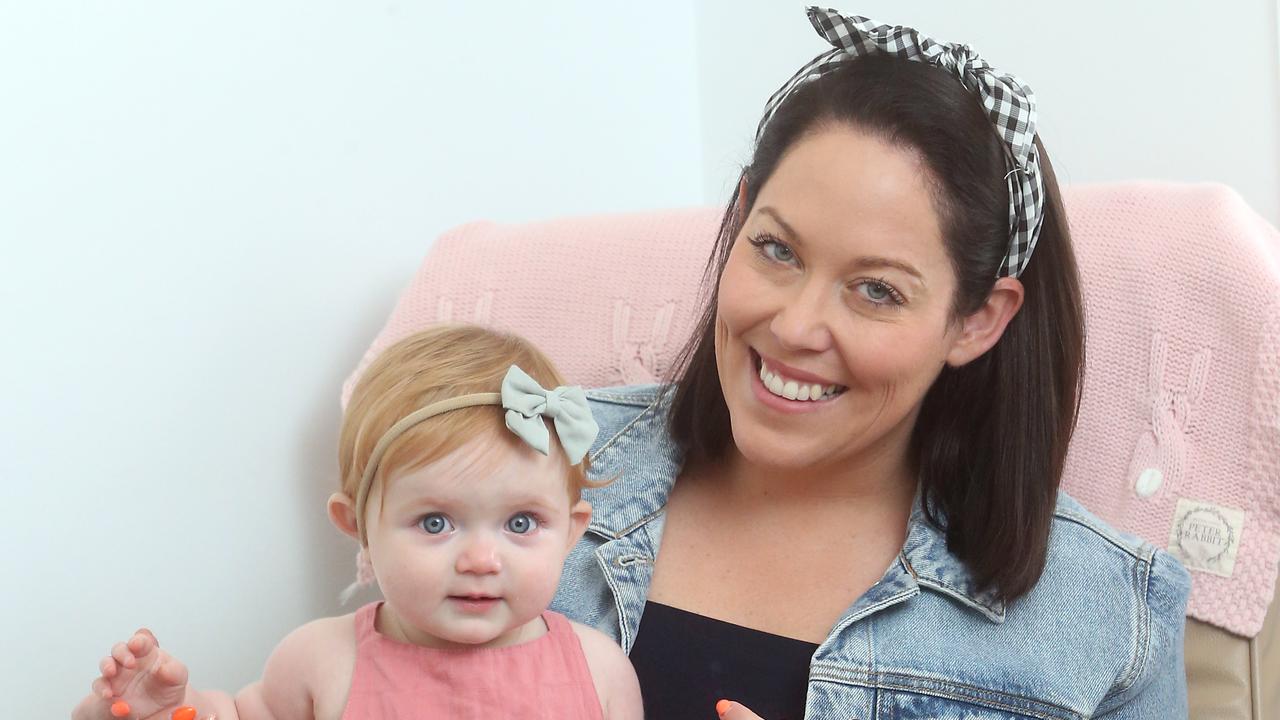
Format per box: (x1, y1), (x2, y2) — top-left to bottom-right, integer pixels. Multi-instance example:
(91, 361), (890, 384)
(501, 365), (599, 464)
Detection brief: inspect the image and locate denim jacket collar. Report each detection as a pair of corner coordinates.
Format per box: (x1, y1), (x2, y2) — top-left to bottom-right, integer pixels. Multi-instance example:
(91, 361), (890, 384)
(583, 388), (679, 540)
(583, 386), (1006, 625)
(900, 499), (1008, 623)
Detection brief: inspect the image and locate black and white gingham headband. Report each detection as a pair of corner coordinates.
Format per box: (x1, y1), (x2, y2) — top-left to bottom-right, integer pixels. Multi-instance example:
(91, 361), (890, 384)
(758, 7), (1045, 278)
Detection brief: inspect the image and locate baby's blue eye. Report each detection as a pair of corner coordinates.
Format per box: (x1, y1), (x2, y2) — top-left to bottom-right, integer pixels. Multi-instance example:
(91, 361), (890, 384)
(420, 514), (453, 534)
(506, 513), (539, 534)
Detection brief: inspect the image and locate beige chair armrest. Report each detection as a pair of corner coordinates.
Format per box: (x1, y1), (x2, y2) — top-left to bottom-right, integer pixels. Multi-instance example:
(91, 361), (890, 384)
(1187, 573), (1280, 718)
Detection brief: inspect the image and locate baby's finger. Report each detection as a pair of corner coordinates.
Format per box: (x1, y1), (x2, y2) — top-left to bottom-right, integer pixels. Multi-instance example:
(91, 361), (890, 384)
(99, 656), (118, 678)
(153, 655), (189, 687)
(127, 630), (156, 657)
(92, 676), (113, 700)
(110, 641), (136, 669)
(132, 627), (159, 646)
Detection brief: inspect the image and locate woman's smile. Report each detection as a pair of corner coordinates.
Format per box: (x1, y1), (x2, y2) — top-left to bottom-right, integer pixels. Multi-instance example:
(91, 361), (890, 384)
(749, 348), (847, 414)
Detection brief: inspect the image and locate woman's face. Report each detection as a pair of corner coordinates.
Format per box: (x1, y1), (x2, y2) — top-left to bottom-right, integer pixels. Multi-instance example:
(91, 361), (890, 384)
(714, 125), (966, 473)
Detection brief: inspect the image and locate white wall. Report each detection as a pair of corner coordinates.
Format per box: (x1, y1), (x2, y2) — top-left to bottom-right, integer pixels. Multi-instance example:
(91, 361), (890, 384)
(4, 2), (1279, 716)
(0, 2), (702, 714)
(694, 0), (1280, 225)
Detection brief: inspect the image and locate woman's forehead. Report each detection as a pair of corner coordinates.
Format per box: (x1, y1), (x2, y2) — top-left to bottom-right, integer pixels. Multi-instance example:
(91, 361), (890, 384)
(755, 126), (951, 276)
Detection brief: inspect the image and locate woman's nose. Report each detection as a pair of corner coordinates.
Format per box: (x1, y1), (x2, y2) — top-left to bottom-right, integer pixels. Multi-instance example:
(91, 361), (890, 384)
(769, 281), (834, 352)
(455, 535), (502, 575)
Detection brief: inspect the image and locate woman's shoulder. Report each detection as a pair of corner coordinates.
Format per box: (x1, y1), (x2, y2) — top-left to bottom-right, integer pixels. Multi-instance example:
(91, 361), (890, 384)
(1024, 492), (1191, 708)
(1045, 492), (1192, 608)
(880, 495), (1190, 715)
(1031, 493), (1191, 643)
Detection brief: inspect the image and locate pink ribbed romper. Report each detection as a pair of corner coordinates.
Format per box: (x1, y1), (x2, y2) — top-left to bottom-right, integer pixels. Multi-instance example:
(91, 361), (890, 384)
(340, 602), (605, 719)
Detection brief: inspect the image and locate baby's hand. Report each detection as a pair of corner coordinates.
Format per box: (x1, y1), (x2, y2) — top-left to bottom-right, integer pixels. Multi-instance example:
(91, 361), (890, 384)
(81, 628), (189, 719)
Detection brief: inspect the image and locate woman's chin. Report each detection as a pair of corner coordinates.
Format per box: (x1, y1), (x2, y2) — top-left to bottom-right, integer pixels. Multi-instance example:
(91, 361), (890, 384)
(729, 424), (828, 472)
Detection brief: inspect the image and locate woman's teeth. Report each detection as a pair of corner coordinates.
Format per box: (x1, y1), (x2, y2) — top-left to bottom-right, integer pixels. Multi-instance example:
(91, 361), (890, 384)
(758, 361), (844, 401)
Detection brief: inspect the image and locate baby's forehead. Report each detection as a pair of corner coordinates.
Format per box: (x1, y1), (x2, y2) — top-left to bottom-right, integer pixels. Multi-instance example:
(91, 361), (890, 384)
(390, 476), (564, 508)
(384, 433), (572, 502)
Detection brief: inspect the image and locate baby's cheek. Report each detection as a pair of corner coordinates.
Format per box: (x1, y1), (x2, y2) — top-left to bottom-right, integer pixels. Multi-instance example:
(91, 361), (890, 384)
(513, 551), (569, 605)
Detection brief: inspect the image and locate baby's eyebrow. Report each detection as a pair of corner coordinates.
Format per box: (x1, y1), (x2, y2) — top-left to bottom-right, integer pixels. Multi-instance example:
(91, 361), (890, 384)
(499, 494), (561, 512)
(394, 496), (452, 511)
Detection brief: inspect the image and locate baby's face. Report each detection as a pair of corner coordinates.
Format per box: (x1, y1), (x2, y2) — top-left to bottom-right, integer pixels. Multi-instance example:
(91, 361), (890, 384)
(365, 433), (589, 648)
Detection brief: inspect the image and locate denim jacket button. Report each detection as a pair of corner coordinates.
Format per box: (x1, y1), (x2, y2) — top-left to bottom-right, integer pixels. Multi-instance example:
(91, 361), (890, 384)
(613, 554), (650, 567)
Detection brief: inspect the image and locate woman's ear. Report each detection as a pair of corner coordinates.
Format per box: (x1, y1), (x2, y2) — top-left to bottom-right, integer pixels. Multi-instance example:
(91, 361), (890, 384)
(946, 277), (1025, 367)
(328, 492), (360, 541)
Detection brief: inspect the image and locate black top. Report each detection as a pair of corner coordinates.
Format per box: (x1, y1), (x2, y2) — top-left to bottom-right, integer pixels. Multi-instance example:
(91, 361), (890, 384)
(628, 601), (818, 720)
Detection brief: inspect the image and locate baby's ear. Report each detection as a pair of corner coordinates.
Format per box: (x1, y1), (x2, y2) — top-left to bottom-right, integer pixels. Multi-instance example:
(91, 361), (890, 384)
(328, 492), (360, 541)
(567, 500), (592, 549)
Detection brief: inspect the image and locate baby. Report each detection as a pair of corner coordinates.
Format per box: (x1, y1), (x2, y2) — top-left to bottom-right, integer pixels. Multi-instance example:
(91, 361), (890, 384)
(73, 325), (643, 719)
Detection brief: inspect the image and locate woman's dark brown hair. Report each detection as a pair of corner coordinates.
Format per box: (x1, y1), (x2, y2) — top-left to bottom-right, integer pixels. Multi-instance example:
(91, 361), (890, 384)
(667, 54), (1084, 603)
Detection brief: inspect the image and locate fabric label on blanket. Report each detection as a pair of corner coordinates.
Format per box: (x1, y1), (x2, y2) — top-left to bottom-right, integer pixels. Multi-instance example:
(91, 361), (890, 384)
(1167, 499), (1245, 578)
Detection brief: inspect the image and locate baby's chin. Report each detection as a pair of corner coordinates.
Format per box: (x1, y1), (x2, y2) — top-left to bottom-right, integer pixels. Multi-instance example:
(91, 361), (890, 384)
(433, 615), (545, 649)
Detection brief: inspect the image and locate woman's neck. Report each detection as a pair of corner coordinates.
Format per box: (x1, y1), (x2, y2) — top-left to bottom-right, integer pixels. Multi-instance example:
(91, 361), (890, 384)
(714, 439), (917, 513)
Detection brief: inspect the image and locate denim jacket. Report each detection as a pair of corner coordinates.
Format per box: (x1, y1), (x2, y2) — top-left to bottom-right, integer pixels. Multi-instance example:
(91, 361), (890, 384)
(550, 385), (1192, 720)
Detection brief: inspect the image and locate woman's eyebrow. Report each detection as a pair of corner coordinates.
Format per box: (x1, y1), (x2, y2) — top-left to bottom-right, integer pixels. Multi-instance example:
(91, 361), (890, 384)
(758, 205), (925, 283)
(855, 255), (924, 282)
(757, 206), (801, 244)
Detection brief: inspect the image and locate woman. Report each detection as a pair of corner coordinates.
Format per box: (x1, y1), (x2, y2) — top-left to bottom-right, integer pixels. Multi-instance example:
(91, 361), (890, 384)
(551, 9), (1190, 719)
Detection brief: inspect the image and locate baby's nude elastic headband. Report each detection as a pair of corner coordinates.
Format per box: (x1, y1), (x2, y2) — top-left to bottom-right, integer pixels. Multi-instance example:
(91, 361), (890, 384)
(352, 364), (599, 545)
(758, 7), (1046, 278)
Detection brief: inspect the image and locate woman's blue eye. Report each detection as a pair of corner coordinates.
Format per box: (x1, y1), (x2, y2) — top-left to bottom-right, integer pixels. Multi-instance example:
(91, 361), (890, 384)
(748, 234), (797, 265)
(766, 241), (794, 263)
(420, 514), (453, 534)
(506, 513), (539, 534)
(857, 279), (904, 306)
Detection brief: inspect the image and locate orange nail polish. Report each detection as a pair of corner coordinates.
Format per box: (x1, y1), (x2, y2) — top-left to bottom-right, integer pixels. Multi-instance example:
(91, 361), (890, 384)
(171, 706), (197, 720)
(109, 700), (131, 717)
(716, 698), (733, 716)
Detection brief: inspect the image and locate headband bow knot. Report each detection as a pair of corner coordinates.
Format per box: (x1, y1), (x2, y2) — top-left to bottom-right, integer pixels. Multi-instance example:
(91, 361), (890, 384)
(758, 7), (1046, 278)
(501, 365), (598, 465)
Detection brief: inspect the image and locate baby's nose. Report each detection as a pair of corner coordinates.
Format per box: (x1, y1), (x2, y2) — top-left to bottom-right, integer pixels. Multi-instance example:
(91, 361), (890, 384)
(455, 536), (502, 574)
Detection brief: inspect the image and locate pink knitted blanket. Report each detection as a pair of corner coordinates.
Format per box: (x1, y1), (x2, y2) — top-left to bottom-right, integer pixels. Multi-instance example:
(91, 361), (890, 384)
(345, 183), (1280, 637)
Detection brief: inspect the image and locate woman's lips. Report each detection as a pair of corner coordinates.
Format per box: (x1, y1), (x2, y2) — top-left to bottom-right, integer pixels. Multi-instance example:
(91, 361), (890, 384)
(753, 350), (842, 387)
(750, 349), (847, 401)
(748, 350), (846, 414)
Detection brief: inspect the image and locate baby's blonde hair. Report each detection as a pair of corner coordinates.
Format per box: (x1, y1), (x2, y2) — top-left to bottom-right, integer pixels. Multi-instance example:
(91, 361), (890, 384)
(339, 325), (595, 518)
